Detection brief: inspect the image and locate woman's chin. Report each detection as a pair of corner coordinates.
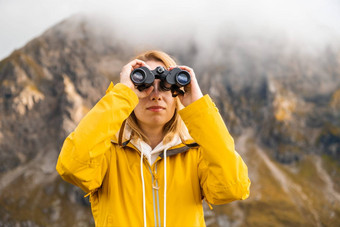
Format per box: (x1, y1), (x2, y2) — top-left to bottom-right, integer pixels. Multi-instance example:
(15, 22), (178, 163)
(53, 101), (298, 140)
(143, 117), (169, 127)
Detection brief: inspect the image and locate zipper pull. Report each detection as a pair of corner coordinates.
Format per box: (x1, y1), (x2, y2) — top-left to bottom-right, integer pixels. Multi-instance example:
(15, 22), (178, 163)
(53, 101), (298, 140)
(152, 174), (160, 190)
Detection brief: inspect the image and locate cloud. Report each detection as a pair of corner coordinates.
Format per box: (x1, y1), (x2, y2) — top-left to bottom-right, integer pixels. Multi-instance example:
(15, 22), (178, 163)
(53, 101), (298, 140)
(0, 0), (339, 60)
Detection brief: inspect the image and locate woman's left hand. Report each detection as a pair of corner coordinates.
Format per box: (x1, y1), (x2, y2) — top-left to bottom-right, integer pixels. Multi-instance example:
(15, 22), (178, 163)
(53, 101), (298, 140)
(169, 66), (203, 107)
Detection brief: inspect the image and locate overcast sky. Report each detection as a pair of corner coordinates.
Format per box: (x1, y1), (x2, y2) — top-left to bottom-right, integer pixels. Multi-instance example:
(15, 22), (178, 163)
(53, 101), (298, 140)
(1, 0), (340, 60)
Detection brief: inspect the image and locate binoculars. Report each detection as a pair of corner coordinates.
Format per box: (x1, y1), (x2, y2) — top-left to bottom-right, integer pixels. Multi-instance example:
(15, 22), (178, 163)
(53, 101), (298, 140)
(130, 66), (191, 97)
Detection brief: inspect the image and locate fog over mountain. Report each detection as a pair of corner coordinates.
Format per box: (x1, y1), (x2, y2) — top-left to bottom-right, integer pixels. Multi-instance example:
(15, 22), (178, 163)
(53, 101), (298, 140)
(0, 5), (340, 226)
(1, 0), (340, 59)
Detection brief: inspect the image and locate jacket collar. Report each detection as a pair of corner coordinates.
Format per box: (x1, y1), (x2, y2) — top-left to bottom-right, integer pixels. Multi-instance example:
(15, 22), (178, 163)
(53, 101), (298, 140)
(111, 123), (198, 158)
(111, 138), (198, 158)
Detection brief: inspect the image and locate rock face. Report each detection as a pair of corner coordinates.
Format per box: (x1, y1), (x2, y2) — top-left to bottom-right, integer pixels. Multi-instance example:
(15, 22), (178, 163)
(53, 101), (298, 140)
(0, 15), (339, 226)
(0, 15), (132, 226)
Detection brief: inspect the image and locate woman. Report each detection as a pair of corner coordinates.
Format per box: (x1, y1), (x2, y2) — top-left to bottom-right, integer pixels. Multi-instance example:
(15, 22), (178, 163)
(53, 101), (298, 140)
(56, 50), (250, 226)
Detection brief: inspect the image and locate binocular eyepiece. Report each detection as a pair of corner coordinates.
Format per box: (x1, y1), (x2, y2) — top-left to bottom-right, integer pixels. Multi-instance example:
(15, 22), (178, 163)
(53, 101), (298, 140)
(130, 66), (191, 97)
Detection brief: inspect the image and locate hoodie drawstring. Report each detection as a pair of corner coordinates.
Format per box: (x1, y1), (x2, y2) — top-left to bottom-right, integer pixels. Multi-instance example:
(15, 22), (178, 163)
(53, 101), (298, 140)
(140, 142), (147, 227)
(140, 143), (168, 227)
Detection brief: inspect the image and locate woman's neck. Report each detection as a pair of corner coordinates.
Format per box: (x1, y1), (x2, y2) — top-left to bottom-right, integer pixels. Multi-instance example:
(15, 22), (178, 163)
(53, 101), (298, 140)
(141, 125), (164, 149)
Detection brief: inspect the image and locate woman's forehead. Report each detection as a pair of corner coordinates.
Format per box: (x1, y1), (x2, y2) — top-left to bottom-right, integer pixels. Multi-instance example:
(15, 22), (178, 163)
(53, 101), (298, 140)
(146, 60), (166, 70)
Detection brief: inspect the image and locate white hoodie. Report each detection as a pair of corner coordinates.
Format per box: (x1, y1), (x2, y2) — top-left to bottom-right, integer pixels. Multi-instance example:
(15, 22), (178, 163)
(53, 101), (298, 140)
(116, 123), (184, 165)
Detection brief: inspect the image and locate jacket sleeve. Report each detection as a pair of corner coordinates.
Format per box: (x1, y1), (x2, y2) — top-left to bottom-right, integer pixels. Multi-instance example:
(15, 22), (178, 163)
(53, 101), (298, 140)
(56, 83), (138, 193)
(179, 95), (250, 205)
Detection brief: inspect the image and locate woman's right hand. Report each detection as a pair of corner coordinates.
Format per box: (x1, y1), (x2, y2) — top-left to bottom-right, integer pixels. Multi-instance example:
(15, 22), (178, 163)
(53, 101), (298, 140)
(119, 59), (154, 98)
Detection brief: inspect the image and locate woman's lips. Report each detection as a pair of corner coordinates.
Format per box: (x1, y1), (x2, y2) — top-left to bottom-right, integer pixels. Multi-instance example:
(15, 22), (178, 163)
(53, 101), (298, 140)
(147, 106), (165, 112)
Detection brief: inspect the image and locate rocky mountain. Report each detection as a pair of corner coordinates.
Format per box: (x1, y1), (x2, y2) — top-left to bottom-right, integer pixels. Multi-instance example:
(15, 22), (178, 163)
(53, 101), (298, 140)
(0, 15), (339, 226)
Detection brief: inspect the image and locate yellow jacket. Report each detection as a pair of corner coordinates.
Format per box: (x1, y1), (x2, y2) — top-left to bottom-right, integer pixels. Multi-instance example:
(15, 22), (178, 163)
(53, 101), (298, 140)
(56, 83), (250, 227)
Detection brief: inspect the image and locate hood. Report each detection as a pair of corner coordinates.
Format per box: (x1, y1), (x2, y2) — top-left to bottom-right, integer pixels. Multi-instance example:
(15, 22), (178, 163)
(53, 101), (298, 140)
(114, 121), (194, 165)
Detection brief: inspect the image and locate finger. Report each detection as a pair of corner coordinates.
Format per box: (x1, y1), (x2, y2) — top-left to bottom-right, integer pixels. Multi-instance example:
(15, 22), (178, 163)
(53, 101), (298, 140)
(138, 86), (154, 98)
(124, 59), (143, 70)
(168, 65), (194, 76)
(177, 92), (185, 105)
(145, 86), (154, 95)
(129, 59), (146, 66)
(176, 65), (194, 73)
(184, 83), (191, 92)
(131, 59), (152, 70)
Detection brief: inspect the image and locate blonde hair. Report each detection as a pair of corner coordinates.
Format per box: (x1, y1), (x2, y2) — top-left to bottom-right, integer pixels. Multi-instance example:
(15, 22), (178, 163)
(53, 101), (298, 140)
(123, 50), (190, 145)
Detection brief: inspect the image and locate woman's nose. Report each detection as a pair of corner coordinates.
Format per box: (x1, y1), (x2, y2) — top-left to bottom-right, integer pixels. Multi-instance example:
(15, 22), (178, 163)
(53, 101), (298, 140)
(150, 81), (162, 100)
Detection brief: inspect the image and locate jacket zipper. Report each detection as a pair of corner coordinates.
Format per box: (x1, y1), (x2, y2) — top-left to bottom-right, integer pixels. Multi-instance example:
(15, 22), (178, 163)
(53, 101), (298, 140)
(154, 162), (161, 227)
(131, 145), (162, 227)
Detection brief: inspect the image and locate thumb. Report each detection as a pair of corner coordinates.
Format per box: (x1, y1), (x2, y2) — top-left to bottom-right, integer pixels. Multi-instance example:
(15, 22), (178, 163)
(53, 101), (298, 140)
(137, 86), (154, 98)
